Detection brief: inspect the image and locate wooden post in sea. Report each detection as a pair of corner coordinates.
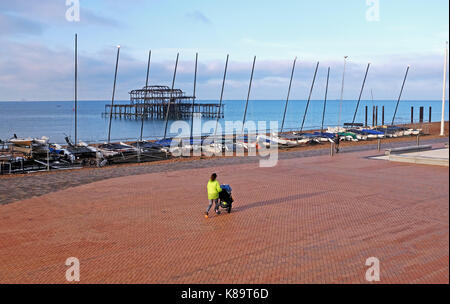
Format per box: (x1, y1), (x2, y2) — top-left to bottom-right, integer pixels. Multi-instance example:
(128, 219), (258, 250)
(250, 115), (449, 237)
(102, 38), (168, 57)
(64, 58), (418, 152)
(365, 106), (368, 127)
(281, 57), (297, 133)
(108, 45), (121, 144)
(140, 50), (152, 142)
(382, 106), (385, 125)
(372, 106), (375, 127)
(300, 62), (319, 132)
(242, 56), (256, 134)
(163, 53), (179, 139)
(429, 106), (432, 123)
(411, 106), (414, 124)
(375, 105), (378, 126)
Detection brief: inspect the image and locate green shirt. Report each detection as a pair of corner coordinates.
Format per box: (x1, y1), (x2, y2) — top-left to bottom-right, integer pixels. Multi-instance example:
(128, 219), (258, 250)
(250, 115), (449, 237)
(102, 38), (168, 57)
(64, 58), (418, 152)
(207, 180), (222, 200)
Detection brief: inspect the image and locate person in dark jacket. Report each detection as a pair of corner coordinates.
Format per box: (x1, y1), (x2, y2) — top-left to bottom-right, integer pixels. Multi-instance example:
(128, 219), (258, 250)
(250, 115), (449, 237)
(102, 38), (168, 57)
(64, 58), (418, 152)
(335, 133), (340, 153)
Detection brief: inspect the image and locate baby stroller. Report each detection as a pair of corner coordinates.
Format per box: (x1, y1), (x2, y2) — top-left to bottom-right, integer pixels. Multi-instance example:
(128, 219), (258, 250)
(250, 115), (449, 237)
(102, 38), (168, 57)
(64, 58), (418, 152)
(218, 184), (234, 213)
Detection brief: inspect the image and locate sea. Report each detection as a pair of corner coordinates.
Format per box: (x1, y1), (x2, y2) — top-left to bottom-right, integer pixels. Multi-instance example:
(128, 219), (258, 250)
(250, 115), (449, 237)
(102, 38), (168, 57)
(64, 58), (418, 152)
(0, 99), (447, 144)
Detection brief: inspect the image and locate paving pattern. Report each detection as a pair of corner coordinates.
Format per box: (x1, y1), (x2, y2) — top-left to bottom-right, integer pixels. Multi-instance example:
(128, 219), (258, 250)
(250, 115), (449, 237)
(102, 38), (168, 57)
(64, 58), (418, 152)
(0, 141), (448, 283)
(1, 137), (447, 206)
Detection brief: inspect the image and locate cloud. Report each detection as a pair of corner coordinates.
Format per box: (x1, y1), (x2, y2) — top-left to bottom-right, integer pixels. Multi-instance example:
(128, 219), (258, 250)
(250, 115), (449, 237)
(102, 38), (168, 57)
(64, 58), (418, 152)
(0, 39), (447, 102)
(0, 13), (46, 36)
(186, 10), (211, 24)
(0, 0), (119, 32)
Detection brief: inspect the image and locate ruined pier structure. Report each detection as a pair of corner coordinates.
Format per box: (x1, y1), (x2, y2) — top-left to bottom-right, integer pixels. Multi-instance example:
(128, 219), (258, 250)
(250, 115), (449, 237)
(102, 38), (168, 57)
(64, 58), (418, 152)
(104, 85), (224, 120)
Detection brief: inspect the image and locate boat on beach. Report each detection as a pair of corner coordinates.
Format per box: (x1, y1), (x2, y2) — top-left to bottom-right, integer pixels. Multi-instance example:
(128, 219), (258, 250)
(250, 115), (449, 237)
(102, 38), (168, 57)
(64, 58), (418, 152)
(361, 129), (385, 139)
(97, 142), (137, 158)
(9, 136), (49, 146)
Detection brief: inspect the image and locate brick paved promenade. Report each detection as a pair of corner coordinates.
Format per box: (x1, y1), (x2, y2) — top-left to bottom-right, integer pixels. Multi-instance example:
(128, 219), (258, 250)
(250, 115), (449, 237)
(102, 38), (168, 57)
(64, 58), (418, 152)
(0, 140), (448, 283)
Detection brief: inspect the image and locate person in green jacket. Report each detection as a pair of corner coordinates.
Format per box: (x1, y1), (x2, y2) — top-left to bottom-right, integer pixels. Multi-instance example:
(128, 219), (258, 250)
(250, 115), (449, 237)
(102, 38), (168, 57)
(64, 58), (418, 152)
(205, 173), (223, 218)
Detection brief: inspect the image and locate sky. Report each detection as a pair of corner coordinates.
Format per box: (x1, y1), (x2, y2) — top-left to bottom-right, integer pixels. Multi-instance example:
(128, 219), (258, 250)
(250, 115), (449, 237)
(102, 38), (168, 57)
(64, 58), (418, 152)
(0, 0), (448, 101)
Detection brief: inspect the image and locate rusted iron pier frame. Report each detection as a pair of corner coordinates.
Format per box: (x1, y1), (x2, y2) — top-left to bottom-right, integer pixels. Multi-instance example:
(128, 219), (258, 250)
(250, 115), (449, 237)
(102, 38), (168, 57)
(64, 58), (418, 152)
(103, 103), (224, 120)
(104, 85), (224, 120)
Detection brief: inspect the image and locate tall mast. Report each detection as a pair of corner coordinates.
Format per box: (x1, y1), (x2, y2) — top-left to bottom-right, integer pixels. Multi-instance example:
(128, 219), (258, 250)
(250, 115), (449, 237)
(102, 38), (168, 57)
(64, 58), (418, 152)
(163, 53), (179, 139)
(107, 45), (120, 144)
(321, 67), (330, 133)
(242, 56), (256, 134)
(214, 54), (229, 137)
(338, 56), (348, 130)
(391, 66), (410, 125)
(74, 34), (78, 144)
(441, 41), (448, 136)
(300, 62), (319, 132)
(140, 50), (152, 141)
(190, 53), (198, 139)
(281, 57), (297, 133)
(351, 62), (370, 126)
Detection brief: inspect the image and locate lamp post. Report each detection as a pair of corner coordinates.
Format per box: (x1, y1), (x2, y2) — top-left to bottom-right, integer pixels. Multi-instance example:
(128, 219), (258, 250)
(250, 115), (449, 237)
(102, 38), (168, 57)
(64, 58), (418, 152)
(338, 56), (348, 130)
(441, 41), (448, 136)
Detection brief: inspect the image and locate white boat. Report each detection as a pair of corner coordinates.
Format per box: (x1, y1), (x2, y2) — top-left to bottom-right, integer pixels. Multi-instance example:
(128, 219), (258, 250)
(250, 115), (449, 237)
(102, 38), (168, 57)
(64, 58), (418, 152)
(10, 136), (49, 146)
(202, 143), (223, 155)
(257, 135), (297, 148)
(235, 135), (258, 150)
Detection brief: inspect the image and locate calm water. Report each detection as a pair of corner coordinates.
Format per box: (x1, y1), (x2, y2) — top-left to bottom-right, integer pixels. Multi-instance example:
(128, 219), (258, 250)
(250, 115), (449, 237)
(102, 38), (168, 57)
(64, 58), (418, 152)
(0, 99), (447, 144)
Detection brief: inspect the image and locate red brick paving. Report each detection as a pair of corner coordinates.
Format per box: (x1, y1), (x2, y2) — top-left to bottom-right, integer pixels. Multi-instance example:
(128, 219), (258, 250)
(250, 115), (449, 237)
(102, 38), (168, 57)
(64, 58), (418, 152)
(0, 148), (448, 283)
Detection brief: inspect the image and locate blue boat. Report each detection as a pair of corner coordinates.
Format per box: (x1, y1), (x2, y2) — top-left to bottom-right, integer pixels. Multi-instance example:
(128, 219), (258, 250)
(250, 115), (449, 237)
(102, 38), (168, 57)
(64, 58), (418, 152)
(313, 132), (336, 139)
(362, 129), (384, 135)
(154, 138), (173, 147)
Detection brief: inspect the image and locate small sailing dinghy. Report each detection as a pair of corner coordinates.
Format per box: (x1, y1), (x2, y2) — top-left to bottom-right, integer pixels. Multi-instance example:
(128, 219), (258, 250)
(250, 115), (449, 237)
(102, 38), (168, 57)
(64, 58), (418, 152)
(361, 129), (385, 139)
(338, 132), (359, 141)
(9, 135), (49, 146)
(130, 141), (169, 161)
(236, 135), (258, 150)
(281, 133), (311, 145)
(97, 142), (137, 158)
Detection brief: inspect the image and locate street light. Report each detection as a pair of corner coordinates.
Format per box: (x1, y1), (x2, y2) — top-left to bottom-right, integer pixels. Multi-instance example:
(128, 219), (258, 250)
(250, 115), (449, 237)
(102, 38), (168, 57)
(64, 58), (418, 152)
(338, 56), (348, 130)
(441, 42), (448, 136)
